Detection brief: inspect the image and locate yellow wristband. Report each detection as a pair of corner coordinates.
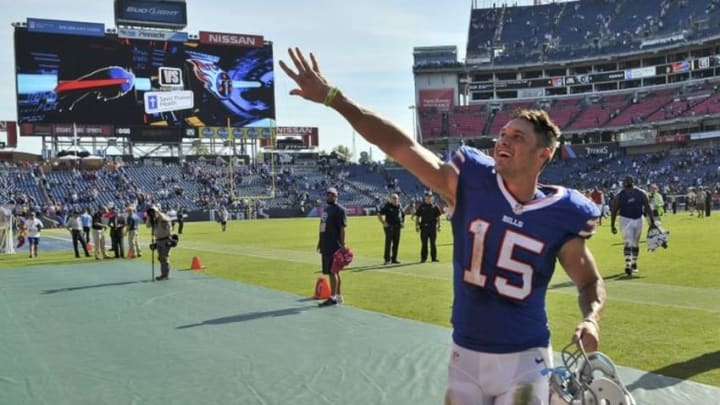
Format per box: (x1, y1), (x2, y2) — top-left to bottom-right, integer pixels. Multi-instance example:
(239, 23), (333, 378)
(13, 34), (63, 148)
(324, 87), (339, 106)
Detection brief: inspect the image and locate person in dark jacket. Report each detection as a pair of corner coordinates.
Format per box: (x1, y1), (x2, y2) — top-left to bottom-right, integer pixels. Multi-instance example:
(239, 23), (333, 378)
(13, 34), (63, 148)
(377, 193), (404, 264)
(415, 191), (442, 263)
(317, 187), (347, 307)
(109, 206), (125, 258)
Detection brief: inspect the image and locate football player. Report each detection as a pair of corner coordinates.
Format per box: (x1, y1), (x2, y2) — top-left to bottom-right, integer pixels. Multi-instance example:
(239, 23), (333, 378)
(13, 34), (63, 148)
(280, 48), (606, 405)
(610, 176), (655, 276)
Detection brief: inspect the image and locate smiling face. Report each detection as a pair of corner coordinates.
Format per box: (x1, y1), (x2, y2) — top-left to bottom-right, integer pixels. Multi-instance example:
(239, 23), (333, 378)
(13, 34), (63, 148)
(493, 117), (553, 179)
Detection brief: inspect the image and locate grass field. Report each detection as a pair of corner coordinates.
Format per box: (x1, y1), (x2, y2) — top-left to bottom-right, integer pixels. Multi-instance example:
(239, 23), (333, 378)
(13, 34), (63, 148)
(3, 210), (719, 387)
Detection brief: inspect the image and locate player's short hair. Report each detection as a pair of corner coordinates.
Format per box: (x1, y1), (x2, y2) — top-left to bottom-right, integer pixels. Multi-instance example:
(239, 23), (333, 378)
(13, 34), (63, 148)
(511, 109), (560, 151)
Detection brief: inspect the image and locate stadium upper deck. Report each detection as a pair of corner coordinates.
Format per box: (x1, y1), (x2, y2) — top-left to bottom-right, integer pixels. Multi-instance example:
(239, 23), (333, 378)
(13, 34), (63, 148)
(465, 0), (720, 66)
(412, 0), (720, 147)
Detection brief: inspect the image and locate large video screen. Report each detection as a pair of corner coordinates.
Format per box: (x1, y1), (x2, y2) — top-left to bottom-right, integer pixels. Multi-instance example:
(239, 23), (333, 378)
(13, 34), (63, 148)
(14, 28), (275, 129)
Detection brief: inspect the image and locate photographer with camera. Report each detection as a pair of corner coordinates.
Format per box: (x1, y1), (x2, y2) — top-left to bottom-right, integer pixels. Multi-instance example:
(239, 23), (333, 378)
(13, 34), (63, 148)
(146, 205), (176, 281)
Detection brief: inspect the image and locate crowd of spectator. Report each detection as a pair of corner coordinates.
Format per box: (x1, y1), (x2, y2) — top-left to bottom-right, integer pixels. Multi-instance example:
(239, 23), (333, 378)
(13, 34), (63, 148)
(2, 140), (718, 226)
(467, 0), (720, 65)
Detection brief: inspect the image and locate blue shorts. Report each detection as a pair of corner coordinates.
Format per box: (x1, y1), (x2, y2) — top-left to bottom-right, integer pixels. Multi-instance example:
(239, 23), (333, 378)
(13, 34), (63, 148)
(28, 237), (39, 246)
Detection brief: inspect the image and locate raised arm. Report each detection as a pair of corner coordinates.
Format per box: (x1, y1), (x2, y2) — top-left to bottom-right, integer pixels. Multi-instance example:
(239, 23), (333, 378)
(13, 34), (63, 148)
(279, 48), (458, 206)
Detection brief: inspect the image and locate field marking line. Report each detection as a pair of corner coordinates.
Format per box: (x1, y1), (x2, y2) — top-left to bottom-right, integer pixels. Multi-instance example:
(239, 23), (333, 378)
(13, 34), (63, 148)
(180, 241), (720, 314)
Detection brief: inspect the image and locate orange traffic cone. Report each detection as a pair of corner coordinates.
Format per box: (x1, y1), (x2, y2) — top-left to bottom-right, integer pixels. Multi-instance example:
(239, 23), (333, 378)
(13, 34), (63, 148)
(87, 242), (94, 253)
(190, 255), (206, 270)
(313, 277), (331, 300)
(127, 250), (136, 259)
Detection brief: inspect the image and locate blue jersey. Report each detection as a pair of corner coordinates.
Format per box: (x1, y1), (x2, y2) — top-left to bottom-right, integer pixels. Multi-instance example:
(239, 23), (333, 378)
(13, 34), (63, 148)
(449, 147), (600, 353)
(617, 188), (646, 219)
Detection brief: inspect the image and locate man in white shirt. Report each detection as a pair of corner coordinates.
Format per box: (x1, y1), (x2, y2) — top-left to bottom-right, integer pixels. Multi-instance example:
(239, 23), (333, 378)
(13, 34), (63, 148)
(24, 211), (43, 258)
(167, 207), (178, 231)
(219, 207), (229, 232)
(67, 210), (91, 258)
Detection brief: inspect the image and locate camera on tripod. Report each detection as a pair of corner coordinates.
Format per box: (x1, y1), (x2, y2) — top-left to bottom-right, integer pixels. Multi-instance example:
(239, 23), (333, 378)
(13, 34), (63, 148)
(145, 206), (158, 226)
(168, 234), (179, 248)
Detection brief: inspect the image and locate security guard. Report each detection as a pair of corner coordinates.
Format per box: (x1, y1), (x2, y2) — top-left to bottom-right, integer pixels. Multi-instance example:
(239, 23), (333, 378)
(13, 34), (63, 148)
(377, 193), (404, 264)
(146, 205), (174, 281)
(415, 191), (442, 262)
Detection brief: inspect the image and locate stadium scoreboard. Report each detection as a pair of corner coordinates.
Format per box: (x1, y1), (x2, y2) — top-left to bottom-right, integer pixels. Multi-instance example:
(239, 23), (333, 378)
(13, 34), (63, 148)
(14, 16), (276, 142)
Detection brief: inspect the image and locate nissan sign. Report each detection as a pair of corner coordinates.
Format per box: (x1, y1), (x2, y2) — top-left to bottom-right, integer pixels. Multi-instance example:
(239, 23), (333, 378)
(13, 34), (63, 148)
(199, 31), (264, 48)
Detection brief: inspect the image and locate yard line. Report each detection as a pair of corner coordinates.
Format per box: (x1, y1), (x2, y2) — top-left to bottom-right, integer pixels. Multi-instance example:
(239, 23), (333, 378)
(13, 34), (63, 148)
(182, 241), (720, 314)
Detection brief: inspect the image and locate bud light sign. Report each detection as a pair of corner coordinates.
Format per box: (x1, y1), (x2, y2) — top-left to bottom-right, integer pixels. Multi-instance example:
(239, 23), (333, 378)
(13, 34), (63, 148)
(115, 0), (187, 29)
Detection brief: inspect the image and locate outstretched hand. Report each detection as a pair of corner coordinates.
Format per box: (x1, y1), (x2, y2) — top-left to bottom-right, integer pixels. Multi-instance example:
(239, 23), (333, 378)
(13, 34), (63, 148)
(278, 48), (333, 104)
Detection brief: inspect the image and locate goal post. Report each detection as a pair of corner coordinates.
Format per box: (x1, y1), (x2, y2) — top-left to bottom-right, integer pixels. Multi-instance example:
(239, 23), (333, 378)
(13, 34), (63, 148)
(228, 124), (277, 209)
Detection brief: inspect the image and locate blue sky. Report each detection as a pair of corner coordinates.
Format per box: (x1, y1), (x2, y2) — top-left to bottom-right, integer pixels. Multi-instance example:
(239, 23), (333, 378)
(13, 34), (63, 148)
(0, 0), (473, 159)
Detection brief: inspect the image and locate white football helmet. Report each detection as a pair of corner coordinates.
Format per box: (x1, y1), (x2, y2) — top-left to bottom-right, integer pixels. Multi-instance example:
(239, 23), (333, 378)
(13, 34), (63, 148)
(646, 225), (669, 252)
(548, 342), (636, 405)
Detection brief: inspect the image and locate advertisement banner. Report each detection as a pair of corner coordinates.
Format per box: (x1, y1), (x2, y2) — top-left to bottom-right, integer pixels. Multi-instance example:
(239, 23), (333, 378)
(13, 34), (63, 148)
(564, 75), (590, 85)
(697, 57), (710, 70)
(197, 126), (278, 140)
(562, 142), (619, 158)
(590, 71), (625, 83)
(655, 134), (689, 144)
(27, 18), (104, 37)
(625, 66), (655, 80)
(20, 123), (51, 136)
(127, 127), (181, 143)
(230, 127), (246, 139)
(690, 130), (720, 140)
(216, 127), (229, 139)
(468, 82), (493, 92)
(117, 28), (188, 42)
(261, 127), (273, 140)
(0, 121), (17, 148)
(276, 127), (317, 147)
(115, 0), (187, 28)
(671, 60), (690, 73)
(143, 90), (194, 114)
(199, 31), (264, 48)
(418, 89), (454, 111)
(199, 127), (215, 138)
(52, 124), (114, 137)
(497, 79), (531, 89)
(276, 126), (317, 137)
